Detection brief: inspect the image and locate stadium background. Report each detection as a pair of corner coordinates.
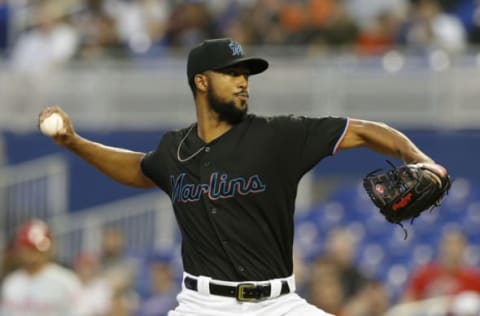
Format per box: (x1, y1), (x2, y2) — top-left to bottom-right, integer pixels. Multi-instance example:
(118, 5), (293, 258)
(0, 0), (480, 315)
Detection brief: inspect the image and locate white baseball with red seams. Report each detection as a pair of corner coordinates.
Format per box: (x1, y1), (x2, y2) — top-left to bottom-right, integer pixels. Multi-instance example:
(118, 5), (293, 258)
(40, 113), (64, 137)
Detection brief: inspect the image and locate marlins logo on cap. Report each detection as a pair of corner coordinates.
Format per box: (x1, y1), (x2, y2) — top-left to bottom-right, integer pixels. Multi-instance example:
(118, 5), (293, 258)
(187, 38), (269, 83)
(228, 40), (243, 56)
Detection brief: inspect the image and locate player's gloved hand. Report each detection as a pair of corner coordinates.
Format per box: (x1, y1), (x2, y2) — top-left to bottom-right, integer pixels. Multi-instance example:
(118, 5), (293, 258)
(363, 161), (451, 238)
(38, 106), (77, 147)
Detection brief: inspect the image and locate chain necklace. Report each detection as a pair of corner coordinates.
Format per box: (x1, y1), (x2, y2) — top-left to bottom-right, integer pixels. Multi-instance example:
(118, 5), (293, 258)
(177, 124), (206, 163)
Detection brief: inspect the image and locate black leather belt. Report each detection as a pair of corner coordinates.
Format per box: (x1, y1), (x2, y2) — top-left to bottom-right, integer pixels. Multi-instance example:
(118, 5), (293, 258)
(184, 276), (291, 302)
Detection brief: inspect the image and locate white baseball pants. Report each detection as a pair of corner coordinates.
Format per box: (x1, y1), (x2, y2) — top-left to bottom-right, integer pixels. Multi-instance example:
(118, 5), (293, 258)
(168, 273), (334, 316)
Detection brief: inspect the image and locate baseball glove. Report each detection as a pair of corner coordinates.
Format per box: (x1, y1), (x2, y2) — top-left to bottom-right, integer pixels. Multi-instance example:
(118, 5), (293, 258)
(363, 161), (451, 236)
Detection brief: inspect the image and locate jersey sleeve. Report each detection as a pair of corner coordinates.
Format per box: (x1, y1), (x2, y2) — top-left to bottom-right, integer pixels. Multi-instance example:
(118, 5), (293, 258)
(270, 115), (349, 177)
(140, 133), (172, 193)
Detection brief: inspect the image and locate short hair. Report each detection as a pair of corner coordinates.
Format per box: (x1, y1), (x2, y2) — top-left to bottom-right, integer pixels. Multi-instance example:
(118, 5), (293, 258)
(188, 77), (197, 97)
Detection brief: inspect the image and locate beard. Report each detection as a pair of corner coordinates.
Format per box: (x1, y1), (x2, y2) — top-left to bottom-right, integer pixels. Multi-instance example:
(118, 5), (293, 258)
(207, 85), (247, 125)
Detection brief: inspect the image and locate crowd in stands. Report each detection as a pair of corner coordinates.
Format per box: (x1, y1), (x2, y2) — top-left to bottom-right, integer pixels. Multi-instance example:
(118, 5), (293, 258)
(0, 220), (180, 316)
(2, 217), (480, 315)
(0, 0), (479, 70)
(303, 227), (480, 316)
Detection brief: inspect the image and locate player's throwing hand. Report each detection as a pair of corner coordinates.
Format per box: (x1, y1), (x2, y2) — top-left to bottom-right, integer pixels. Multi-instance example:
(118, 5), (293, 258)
(38, 106), (76, 147)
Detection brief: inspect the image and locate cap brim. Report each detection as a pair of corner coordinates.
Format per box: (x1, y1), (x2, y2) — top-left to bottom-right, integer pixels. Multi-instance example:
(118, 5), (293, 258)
(214, 57), (269, 75)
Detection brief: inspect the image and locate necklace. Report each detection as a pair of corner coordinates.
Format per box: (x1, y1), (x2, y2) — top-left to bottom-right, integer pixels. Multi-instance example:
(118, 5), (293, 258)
(177, 124), (206, 162)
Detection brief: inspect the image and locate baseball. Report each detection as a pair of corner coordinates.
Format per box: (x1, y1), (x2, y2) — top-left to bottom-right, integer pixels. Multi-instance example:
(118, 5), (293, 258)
(40, 113), (64, 137)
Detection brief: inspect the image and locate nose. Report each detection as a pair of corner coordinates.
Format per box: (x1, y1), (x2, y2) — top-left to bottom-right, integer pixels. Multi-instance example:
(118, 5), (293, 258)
(238, 74), (249, 89)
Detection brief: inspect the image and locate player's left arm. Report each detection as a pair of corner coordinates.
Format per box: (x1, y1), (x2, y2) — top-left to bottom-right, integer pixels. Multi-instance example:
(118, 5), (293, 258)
(338, 118), (434, 164)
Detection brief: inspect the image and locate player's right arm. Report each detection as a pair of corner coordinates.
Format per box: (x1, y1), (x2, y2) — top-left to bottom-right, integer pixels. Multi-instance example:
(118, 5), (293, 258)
(39, 106), (155, 188)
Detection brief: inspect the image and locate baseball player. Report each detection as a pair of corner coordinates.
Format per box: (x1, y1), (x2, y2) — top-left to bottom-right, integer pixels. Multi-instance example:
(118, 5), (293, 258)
(0, 219), (83, 316)
(38, 38), (440, 316)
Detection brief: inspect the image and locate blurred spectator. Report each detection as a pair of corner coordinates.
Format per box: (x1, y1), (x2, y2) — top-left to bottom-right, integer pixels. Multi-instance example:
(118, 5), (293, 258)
(209, 1), (251, 43)
(384, 295), (450, 316)
(3, 0), (479, 57)
(106, 0), (170, 56)
(308, 257), (345, 314)
(0, 219), (83, 316)
(292, 246), (309, 296)
(247, 0), (287, 45)
(279, 1), (307, 44)
(135, 251), (178, 316)
(0, 0), (9, 56)
(73, 252), (113, 316)
(398, 0), (467, 54)
(448, 291), (480, 316)
(468, 1), (480, 44)
(306, 0), (359, 51)
(222, 11), (255, 46)
(100, 227), (138, 316)
(355, 11), (401, 55)
(345, 0), (408, 28)
(165, 2), (217, 48)
(7, 1), (78, 113)
(385, 290), (480, 315)
(10, 1), (78, 73)
(307, 227), (371, 314)
(309, 0), (336, 28)
(401, 228), (480, 302)
(323, 227), (369, 300)
(72, 0), (126, 60)
(342, 280), (391, 316)
(439, 0), (477, 35)
(0, 239), (19, 283)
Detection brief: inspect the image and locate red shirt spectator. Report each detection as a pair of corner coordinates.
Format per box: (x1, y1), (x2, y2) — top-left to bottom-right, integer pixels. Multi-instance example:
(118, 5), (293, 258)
(404, 263), (480, 300)
(402, 229), (480, 301)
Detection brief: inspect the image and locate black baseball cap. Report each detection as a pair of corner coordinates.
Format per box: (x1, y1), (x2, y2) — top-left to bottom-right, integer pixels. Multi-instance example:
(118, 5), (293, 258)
(187, 38), (269, 82)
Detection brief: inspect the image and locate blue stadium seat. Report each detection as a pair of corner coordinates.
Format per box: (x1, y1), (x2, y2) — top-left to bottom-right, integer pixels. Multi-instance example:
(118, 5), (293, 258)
(357, 242), (387, 279)
(295, 178), (480, 304)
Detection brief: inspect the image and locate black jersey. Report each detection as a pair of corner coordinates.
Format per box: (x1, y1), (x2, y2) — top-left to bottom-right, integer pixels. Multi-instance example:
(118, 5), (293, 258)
(141, 114), (348, 281)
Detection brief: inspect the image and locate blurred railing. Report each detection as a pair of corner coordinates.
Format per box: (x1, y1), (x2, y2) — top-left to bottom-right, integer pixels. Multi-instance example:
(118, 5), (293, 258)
(50, 192), (177, 264)
(0, 50), (479, 131)
(0, 154), (68, 243)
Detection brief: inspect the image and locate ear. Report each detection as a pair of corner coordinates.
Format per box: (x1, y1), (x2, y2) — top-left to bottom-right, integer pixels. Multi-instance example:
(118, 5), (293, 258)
(194, 74), (208, 93)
